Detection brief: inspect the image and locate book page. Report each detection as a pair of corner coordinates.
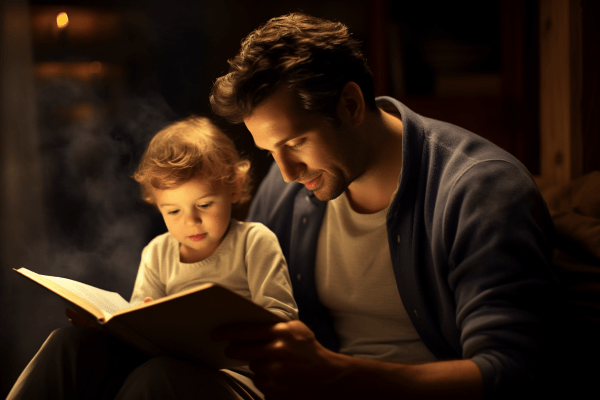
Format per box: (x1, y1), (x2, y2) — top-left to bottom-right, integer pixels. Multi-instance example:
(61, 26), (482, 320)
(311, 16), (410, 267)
(43, 276), (131, 315)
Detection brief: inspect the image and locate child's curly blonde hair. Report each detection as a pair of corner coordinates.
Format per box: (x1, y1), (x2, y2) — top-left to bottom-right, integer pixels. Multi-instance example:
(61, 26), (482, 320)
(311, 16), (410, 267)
(134, 116), (251, 205)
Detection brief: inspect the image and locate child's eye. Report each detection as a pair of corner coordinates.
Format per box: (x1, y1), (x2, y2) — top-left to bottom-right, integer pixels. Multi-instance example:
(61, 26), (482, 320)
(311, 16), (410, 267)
(197, 202), (213, 209)
(167, 209), (180, 215)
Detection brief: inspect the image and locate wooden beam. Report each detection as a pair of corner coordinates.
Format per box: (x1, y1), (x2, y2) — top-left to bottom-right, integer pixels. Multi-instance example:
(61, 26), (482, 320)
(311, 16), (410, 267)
(581, 0), (600, 174)
(538, 0), (582, 186)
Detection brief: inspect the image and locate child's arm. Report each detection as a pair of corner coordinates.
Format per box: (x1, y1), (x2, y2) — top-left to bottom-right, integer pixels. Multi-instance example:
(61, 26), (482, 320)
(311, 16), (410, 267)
(130, 241), (167, 305)
(245, 224), (298, 321)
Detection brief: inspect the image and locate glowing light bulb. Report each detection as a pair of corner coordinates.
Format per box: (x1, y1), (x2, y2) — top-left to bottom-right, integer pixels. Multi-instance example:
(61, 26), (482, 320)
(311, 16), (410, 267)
(56, 12), (69, 29)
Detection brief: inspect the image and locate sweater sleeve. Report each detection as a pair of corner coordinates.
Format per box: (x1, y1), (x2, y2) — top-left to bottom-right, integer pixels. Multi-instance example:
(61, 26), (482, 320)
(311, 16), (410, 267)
(244, 223), (299, 321)
(130, 238), (168, 305)
(442, 160), (557, 398)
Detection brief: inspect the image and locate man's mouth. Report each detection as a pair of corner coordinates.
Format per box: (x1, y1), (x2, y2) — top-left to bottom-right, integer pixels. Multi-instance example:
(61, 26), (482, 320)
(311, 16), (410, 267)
(189, 234), (207, 241)
(301, 175), (321, 191)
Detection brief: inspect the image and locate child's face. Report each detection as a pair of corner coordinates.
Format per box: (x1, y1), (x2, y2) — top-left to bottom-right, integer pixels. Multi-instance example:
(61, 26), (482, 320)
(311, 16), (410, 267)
(153, 178), (239, 263)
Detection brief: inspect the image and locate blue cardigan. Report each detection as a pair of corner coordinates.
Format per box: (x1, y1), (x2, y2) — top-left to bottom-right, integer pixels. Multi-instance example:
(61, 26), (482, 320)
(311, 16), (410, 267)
(246, 97), (558, 397)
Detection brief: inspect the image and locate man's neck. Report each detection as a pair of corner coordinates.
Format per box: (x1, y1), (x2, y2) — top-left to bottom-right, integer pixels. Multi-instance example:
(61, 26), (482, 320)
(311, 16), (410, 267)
(345, 106), (403, 214)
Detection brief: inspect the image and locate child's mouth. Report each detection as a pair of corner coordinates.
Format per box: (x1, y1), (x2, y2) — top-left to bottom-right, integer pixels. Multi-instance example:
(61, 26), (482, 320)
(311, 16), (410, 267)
(189, 234), (207, 241)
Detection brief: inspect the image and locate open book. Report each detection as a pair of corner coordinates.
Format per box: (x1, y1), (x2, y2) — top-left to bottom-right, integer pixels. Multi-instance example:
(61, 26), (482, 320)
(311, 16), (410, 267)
(14, 267), (283, 369)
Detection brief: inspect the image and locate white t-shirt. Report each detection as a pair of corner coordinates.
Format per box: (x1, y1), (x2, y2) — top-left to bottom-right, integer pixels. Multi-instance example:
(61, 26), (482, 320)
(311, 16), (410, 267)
(131, 219), (298, 321)
(315, 192), (437, 363)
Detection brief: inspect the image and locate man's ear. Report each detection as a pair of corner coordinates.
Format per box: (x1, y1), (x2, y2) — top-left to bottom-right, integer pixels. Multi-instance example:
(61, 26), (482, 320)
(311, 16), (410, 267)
(338, 82), (366, 126)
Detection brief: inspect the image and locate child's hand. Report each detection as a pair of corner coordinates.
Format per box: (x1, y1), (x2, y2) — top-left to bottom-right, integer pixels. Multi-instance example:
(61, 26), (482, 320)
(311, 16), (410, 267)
(144, 297), (153, 303)
(65, 307), (100, 329)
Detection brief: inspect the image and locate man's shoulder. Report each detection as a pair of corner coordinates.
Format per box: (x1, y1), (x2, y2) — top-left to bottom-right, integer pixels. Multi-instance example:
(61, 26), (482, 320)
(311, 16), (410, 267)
(377, 96), (519, 166)
(381, 97), (540, 215)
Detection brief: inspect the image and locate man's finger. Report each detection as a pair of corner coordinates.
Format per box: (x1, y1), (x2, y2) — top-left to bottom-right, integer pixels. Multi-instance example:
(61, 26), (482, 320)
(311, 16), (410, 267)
(249, 359), (287, 378)
(211, 321), (281, 342)
(65, 307), (98, 328)
(223, 339), (282, 361)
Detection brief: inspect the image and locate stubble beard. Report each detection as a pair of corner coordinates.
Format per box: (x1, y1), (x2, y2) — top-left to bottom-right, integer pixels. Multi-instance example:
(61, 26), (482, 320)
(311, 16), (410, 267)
(295, 169), (344, 201)
(309, 155), (364, 202)
(311, 171), (349, 201)
(307, 125), (368, 201)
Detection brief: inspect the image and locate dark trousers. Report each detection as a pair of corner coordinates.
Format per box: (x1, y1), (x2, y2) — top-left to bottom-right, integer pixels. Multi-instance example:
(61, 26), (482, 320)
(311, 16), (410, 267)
(7, 326), (263, 400)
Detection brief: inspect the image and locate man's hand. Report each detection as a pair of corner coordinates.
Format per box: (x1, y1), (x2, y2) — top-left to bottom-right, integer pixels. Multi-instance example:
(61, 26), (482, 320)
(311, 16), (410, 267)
(213, 320), (484, 400)
(65, 307), (100, 329)
(213, 320), (349, 399)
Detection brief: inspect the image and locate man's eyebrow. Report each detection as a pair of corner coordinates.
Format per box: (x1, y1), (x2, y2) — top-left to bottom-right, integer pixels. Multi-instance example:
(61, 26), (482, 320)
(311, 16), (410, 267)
(255, 134), (301, 151)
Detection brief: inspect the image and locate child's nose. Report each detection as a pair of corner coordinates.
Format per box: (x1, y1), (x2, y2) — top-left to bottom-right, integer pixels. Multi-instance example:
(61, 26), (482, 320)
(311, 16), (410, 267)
(185, 212), (202, 225)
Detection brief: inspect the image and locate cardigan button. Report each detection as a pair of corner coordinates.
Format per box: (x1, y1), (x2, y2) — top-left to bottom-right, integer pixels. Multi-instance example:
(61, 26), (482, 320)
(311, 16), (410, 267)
(302, 217), (307, 224)
(296, 273), (302, 281)
(397, 235), (401, 243)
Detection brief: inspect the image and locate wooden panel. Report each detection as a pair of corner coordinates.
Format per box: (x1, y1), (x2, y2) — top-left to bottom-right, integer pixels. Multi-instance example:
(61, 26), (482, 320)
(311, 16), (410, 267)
(0, 0), (49, 393)
(538, 0), (582, 186)
(581, 0), (600, 175)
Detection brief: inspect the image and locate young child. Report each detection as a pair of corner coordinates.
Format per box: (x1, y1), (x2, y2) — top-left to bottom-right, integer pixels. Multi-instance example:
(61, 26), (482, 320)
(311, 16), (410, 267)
(131, 116), (297, 321)
(6, 117), (296, 400)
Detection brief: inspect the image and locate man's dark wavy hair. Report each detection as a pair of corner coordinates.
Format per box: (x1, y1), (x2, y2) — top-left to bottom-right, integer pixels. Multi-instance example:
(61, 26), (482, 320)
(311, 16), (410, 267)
(210, 12), (377, 125)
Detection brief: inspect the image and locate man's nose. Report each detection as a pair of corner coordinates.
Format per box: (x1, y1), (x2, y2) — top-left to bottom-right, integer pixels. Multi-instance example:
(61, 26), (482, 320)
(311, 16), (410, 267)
(274, 152), (303, 183)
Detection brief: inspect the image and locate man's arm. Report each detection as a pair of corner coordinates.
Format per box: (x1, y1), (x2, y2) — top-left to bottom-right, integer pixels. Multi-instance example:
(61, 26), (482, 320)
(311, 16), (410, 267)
(214, 320), (483, 400)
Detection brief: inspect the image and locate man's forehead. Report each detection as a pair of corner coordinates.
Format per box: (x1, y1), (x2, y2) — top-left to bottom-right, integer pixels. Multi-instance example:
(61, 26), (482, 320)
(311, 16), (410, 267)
(247, 119), (303, 151)
(244, 90), (307, 148)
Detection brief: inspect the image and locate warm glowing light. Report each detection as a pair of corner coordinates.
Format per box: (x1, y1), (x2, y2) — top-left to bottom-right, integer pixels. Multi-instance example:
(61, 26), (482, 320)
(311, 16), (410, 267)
(89, 61), (102, 74)
(56, 12), (69, 29)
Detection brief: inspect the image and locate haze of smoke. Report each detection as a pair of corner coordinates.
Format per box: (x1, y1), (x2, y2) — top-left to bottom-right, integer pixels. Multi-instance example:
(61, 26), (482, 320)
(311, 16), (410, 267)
(35, 78), (176, 298)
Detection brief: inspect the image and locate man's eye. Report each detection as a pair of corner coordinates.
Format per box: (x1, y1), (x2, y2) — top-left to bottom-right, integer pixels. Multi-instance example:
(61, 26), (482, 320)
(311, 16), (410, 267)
(288, 138), (305, 150)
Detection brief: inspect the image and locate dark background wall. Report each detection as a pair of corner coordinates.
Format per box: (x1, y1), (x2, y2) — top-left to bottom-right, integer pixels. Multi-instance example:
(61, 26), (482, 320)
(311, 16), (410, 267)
(0, 0), (597, 396)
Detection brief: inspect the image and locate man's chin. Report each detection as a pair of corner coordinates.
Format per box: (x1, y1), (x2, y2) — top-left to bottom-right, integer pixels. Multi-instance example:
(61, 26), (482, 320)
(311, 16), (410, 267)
(310, 185), (345, 202)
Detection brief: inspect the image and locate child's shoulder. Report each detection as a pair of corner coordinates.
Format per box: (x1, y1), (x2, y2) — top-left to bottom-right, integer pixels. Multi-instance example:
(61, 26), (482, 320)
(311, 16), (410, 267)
(142, 231), (178, 256)
(229, 219), (277, 242)
(147, 230), (176, 244)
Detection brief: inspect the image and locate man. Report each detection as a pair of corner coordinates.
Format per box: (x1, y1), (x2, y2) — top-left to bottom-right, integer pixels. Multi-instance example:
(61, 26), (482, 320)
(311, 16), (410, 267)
(210, 12), (561, 400)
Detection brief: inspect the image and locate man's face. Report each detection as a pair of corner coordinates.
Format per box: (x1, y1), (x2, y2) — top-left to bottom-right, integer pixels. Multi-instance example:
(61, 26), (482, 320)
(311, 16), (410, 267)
(244, 87), (363, 201)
